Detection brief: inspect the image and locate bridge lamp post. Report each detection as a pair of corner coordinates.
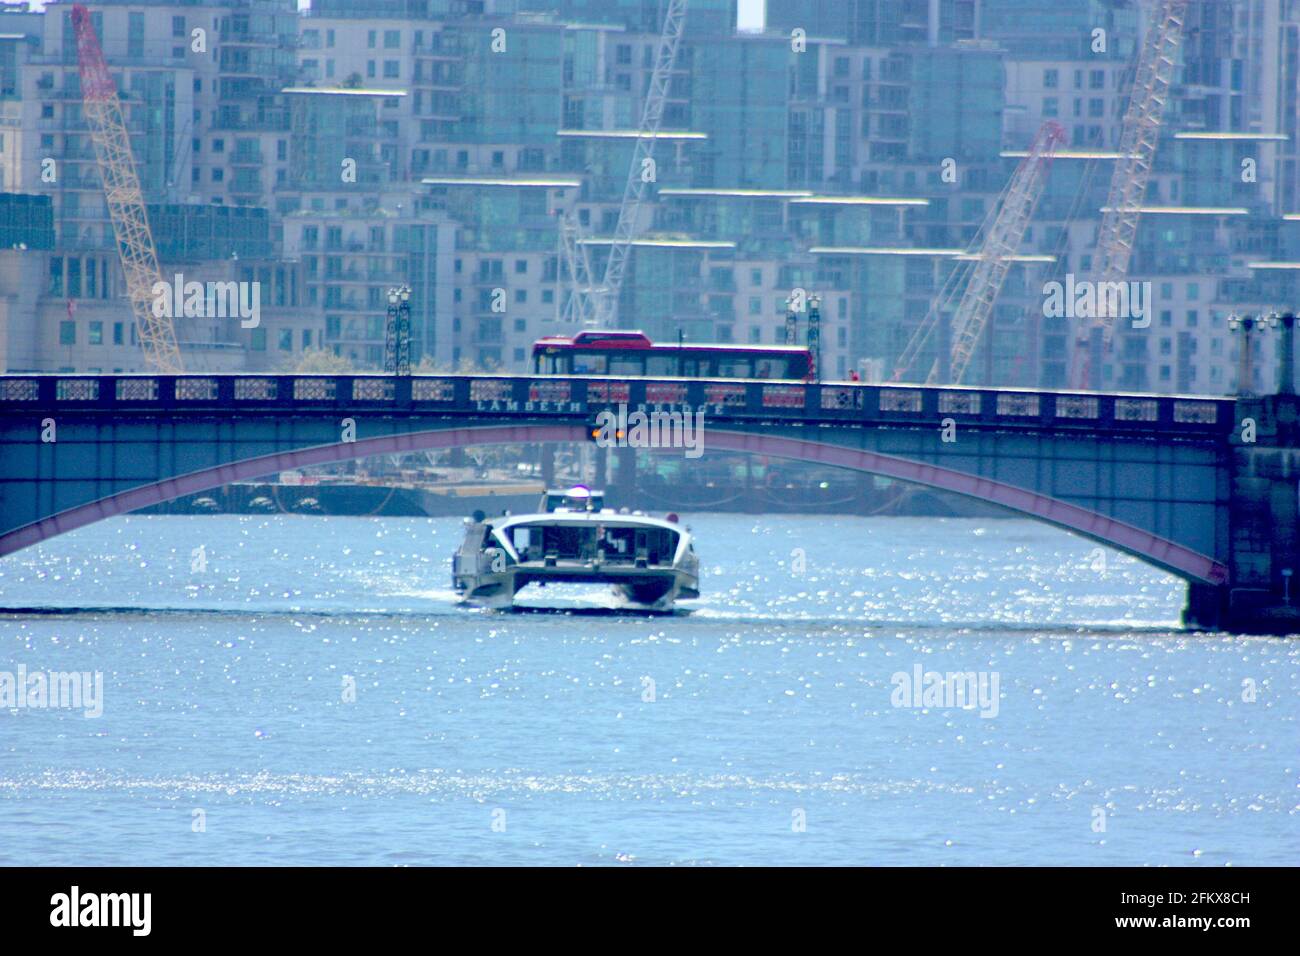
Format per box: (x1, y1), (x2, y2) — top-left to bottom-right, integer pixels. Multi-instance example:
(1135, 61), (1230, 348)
(807, 293), (822, 383)
(783, 294), (799, 346)
(384, 285), (412, 376)
(1276, 312), (1297, 396)
(1228, 313), (1272, 397)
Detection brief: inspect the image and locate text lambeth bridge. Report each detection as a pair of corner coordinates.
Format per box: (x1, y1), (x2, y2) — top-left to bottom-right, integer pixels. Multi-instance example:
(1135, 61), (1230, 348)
(2, 370), (1299, 633)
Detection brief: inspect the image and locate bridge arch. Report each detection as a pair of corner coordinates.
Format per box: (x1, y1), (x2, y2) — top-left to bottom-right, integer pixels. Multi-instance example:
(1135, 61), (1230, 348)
(0, 423), (1227, 584)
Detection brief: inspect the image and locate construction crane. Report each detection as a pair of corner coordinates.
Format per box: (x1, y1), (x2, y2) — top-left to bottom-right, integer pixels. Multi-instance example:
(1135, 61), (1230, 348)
(557, 212), (597, 325)
(579, 0), (686, 327)
(1069, 0), (1189, 389)
(72, 3), (183, 374)
(892, 121), (1066, 385)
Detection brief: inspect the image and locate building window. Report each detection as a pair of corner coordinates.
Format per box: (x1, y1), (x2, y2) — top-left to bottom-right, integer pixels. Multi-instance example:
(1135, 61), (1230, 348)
(1044, 68), (1058, 89)
(128, 12), (144, 58)
(113, 322), (124, 345)
(59, 320), (75, 345)
(279, 329), (293, 351)
(89, 321), (103, 345)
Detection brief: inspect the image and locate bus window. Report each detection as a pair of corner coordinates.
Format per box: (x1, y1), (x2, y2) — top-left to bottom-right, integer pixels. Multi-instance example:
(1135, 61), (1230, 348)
(754, 358), (783, 379)
(716, 358), (753, 378)
(646, 355), (678, 377)
(681, 358), (701, 377)
(573, 352), (608, 374)
(609, 355), (646, 375)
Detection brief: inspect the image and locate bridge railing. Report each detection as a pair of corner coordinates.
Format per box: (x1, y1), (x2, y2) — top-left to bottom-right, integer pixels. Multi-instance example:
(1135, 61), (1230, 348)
(0, 374), (1235, 437)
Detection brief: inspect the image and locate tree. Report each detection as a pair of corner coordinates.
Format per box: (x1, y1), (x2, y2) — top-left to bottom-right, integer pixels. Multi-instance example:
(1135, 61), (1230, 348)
(281, 348), (358, 374)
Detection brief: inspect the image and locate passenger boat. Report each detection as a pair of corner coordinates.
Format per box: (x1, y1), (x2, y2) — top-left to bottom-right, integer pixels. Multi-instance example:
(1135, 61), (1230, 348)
(452, 485), (700, 611)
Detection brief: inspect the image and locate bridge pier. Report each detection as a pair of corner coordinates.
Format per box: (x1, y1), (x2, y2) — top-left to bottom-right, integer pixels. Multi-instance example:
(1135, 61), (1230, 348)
(539, 442), (556, 488)
(1182, 582), (1230, 631)
(608, 446), (638, 510)
(1199, 394), (1300, 634)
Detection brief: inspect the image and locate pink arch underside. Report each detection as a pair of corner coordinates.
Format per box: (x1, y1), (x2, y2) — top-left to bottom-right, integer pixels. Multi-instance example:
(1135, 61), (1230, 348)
(0, 424), (1228, 584)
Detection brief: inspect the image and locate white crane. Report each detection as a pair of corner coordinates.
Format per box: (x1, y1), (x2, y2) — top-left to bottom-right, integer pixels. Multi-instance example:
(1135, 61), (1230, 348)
(892, 121), (1066, 384)
(1070, 0), (1189, 388)
(561, 0), (687, 327)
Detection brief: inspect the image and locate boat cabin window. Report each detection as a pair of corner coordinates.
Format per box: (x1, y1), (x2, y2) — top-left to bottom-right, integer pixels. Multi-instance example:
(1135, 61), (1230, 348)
(510, 526), (540, 560)
(542, 491), (603, 512)
(512, 524), (678, 564)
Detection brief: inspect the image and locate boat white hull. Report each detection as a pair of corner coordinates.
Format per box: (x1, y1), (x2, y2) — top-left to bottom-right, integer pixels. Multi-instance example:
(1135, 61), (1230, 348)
(454, 561), (699, 611)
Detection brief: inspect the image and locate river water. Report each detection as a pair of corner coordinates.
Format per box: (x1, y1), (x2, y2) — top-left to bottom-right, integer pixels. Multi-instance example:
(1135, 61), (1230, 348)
(0, 513), (1295, 865)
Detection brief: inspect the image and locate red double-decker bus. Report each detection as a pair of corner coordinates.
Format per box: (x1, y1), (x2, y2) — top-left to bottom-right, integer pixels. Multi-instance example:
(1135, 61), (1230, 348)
(531, 330), (813, 380)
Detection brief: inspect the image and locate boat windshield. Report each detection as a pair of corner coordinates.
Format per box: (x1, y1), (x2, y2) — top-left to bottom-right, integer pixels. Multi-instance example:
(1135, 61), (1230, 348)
(509, 524), (678, 564)
(541, 488), (605, 512)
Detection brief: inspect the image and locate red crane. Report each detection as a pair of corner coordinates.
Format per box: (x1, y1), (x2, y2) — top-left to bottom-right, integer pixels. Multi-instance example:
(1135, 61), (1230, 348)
(72, 4), (183, 373)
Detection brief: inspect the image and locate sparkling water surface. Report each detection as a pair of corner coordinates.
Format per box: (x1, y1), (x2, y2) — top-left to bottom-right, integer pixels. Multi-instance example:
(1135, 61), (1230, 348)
(0, 514), (1295, 866)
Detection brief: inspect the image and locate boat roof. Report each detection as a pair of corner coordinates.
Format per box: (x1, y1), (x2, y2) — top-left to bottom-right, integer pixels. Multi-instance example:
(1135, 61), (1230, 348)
(489, 510), (686, 534)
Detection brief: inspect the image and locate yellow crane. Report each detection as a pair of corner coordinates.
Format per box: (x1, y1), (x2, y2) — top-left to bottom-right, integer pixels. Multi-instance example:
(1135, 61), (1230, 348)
(72, 3), (183, 373)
